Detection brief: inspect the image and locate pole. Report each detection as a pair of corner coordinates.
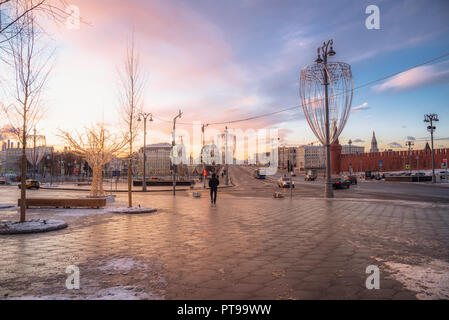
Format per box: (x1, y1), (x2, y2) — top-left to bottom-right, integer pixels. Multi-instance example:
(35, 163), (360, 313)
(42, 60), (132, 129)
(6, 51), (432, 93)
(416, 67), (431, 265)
(142, 117), (147, 191)
(348, 139), (352, 175)
(225, 126), (229, 185)
(33, 127), (37, 179)
(173, 110), (182, 196)
(430, 118), (436, 183)
(323, 53), (333, 198)
(202, 124), (207, 189)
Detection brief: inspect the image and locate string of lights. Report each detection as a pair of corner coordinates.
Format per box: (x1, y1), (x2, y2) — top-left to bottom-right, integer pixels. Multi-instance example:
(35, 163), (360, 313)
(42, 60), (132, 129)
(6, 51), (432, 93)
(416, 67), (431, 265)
(152, 51), (449, 127)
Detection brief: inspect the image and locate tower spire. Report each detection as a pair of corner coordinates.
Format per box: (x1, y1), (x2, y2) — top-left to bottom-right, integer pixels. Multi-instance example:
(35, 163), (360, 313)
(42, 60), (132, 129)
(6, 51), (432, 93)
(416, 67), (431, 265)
(370, 131), (379, 153)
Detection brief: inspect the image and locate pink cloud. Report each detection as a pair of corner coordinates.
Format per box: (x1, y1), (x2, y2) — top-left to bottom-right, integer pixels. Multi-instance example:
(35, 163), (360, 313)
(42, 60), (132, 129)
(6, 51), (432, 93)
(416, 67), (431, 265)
(372, 62), (449, 92)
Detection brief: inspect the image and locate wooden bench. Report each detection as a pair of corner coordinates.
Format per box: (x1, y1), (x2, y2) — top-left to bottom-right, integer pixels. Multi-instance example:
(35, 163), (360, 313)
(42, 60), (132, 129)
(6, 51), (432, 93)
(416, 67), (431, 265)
(18, 198), (106, 209)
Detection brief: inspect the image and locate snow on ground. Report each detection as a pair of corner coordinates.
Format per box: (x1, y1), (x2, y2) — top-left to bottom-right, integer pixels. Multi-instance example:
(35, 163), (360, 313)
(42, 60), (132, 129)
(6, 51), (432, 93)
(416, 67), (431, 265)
(99, 257), (148, 273)
(0, 219), (67, 234)
(105, 207), (157, 214)
(8, 286), (160, 300)
(384, 259), (449, 300)
(53, 208), (108, 217)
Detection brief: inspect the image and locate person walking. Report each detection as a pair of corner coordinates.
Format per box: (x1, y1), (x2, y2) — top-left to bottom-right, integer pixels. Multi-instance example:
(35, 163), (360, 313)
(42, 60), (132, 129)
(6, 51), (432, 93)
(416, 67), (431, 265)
(209, 173), (220, 204)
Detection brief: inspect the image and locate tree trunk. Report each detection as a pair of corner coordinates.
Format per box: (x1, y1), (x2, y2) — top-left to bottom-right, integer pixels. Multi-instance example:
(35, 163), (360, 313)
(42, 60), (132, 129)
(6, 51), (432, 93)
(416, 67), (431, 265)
(128, 158), (132, 207)
(20, 151), (27, 222)
(91, 164), (104, 197)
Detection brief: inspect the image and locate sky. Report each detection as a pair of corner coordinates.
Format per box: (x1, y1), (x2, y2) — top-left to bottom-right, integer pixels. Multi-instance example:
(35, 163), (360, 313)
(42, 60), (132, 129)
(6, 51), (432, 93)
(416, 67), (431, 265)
(1, 0), (449, 153)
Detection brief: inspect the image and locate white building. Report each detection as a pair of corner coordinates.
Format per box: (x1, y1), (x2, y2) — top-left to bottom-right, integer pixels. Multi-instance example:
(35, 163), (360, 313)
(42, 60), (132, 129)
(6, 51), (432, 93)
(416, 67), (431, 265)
(296, 145), (325, 170)
(342, 145), (365, 155)
(139, 143), (172, 176)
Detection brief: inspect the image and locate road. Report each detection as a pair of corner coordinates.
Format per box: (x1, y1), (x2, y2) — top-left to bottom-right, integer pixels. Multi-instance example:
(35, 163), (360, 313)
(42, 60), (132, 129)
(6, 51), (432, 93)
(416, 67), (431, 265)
(223, 166), (449, 203)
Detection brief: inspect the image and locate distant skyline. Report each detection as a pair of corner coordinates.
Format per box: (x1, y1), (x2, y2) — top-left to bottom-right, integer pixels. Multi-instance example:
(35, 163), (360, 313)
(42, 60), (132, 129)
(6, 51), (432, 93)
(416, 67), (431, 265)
(1, 0), (449, 152)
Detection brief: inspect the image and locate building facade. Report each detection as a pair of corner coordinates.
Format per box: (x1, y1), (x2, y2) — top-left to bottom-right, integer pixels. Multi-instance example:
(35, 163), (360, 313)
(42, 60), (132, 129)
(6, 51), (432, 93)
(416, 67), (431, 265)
(296, 145), (325, 170)
(278, 146), (297, 170)
(139, 143), (172, 176)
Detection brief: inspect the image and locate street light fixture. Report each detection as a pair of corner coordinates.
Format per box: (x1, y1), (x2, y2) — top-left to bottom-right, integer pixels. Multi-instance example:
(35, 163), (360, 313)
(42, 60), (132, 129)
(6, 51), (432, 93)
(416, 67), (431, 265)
(137, 112), (153, 191)
(301, 40), (353, 198)
(424, 113), (439, 183)
(348, 139), (352, 174)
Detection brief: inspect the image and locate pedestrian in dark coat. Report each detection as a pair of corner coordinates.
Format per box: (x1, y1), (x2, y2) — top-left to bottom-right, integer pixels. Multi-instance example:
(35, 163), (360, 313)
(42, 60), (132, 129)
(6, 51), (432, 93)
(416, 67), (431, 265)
(209, 173), (220, 204)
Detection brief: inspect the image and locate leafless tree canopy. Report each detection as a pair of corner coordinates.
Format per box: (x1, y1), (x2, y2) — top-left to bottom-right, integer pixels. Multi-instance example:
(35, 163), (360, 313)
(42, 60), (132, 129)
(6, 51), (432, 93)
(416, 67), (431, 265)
(0, 0), (69, 43)
(1, 9), (53, 143)
(59, 124), (128, 196)
(118, 35), (146, 207)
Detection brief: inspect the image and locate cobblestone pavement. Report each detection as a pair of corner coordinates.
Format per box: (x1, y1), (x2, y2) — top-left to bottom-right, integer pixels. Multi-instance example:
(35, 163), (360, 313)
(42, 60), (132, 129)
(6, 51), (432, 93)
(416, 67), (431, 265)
(1, 186), (449, 300)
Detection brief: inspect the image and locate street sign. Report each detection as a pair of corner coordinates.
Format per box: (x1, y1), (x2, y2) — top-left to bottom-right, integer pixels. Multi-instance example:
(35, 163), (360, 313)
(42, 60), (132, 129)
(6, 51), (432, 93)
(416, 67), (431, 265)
(112, 170), (120, 177)
(379, 160), (383, 168)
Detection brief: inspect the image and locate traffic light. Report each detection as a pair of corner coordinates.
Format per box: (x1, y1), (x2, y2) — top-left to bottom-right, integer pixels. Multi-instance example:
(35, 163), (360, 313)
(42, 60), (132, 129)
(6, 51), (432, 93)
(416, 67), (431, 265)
(443, 159), (448, 168)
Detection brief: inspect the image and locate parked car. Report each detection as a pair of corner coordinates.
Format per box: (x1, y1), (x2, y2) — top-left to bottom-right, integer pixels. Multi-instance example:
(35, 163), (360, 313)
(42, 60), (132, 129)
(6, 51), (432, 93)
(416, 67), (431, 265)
(332, 177), (350, 189)
(18, 179), (40, 190)
(278, 176), (295, 188)
(344, 175), (358, 185)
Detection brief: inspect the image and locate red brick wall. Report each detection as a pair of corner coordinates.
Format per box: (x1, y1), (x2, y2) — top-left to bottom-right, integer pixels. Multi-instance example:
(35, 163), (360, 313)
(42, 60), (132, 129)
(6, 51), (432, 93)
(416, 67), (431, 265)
(338, 148), (449, 173)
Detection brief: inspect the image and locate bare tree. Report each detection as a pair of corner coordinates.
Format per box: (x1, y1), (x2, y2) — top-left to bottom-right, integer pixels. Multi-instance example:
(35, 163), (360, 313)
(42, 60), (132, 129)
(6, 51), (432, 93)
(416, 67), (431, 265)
(118, 35), (145, 207)
(59, 124), (128, 197)
(0, 0), (69, 41)
(1, 10), (53, 222)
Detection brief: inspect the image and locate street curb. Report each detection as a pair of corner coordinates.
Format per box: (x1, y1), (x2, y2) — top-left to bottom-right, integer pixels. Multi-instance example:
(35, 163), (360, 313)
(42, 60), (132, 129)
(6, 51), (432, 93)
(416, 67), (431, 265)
(40, 187), (190, 193)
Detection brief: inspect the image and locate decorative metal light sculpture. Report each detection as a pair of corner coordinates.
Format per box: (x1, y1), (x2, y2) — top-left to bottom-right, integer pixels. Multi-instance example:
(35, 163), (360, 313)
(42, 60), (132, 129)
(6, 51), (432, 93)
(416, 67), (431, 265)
(299, 40), (353, 198)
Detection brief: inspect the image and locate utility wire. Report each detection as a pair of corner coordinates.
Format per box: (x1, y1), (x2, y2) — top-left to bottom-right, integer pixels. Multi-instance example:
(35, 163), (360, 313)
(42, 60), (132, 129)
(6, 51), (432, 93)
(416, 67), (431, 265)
(153, 51), (449, 127)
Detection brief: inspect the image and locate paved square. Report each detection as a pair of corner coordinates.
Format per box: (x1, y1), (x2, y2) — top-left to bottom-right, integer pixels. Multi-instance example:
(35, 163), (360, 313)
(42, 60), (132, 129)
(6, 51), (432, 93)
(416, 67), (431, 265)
(1, 187), (448, 300)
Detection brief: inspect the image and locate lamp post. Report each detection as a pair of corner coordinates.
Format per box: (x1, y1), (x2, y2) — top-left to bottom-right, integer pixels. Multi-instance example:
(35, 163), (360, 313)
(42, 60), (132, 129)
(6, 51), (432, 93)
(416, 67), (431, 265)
(225, 126), (229, 185)
(315, 40), (336, 198)
(348, 139), (352, 174)
(172, 110), (183, 196)
(405, 140), (414, 174)
(424, 114), (438, 183)
(137, 112), (153, 191)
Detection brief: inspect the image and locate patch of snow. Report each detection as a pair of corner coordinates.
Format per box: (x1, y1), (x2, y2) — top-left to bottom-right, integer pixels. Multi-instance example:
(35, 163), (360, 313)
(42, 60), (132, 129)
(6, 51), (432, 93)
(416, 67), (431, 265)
(99, 258), (148, 273)
(0, 219), (67, 234)
(87, 286), (160, 300)
(384, 259), (449, 300)
(54, 209), (106, 217)
(105, 207), (157, 214)
(8, 286), (162, 300)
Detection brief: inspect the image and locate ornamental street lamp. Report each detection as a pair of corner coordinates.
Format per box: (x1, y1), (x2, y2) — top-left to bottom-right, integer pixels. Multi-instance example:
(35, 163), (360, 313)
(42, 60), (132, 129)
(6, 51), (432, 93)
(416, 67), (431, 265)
(137, 112), (153, 191)
(405, 140), (414, 174)
(300, 40), (353, 198)
(348, 139), (353, 174)
(424, 113), (439, 183)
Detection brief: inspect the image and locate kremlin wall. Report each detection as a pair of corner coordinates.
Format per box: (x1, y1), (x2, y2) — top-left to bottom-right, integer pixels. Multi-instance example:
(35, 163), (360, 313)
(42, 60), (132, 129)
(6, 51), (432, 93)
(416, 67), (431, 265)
(330, 132), (449, 174)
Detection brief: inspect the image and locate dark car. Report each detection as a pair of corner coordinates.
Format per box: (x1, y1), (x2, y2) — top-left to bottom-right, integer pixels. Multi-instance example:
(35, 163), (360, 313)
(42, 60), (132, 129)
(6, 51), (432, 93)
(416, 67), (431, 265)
(344, 175), (357, 185)
(18, 179), (40, 189)
(332, 177), (350, 189)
